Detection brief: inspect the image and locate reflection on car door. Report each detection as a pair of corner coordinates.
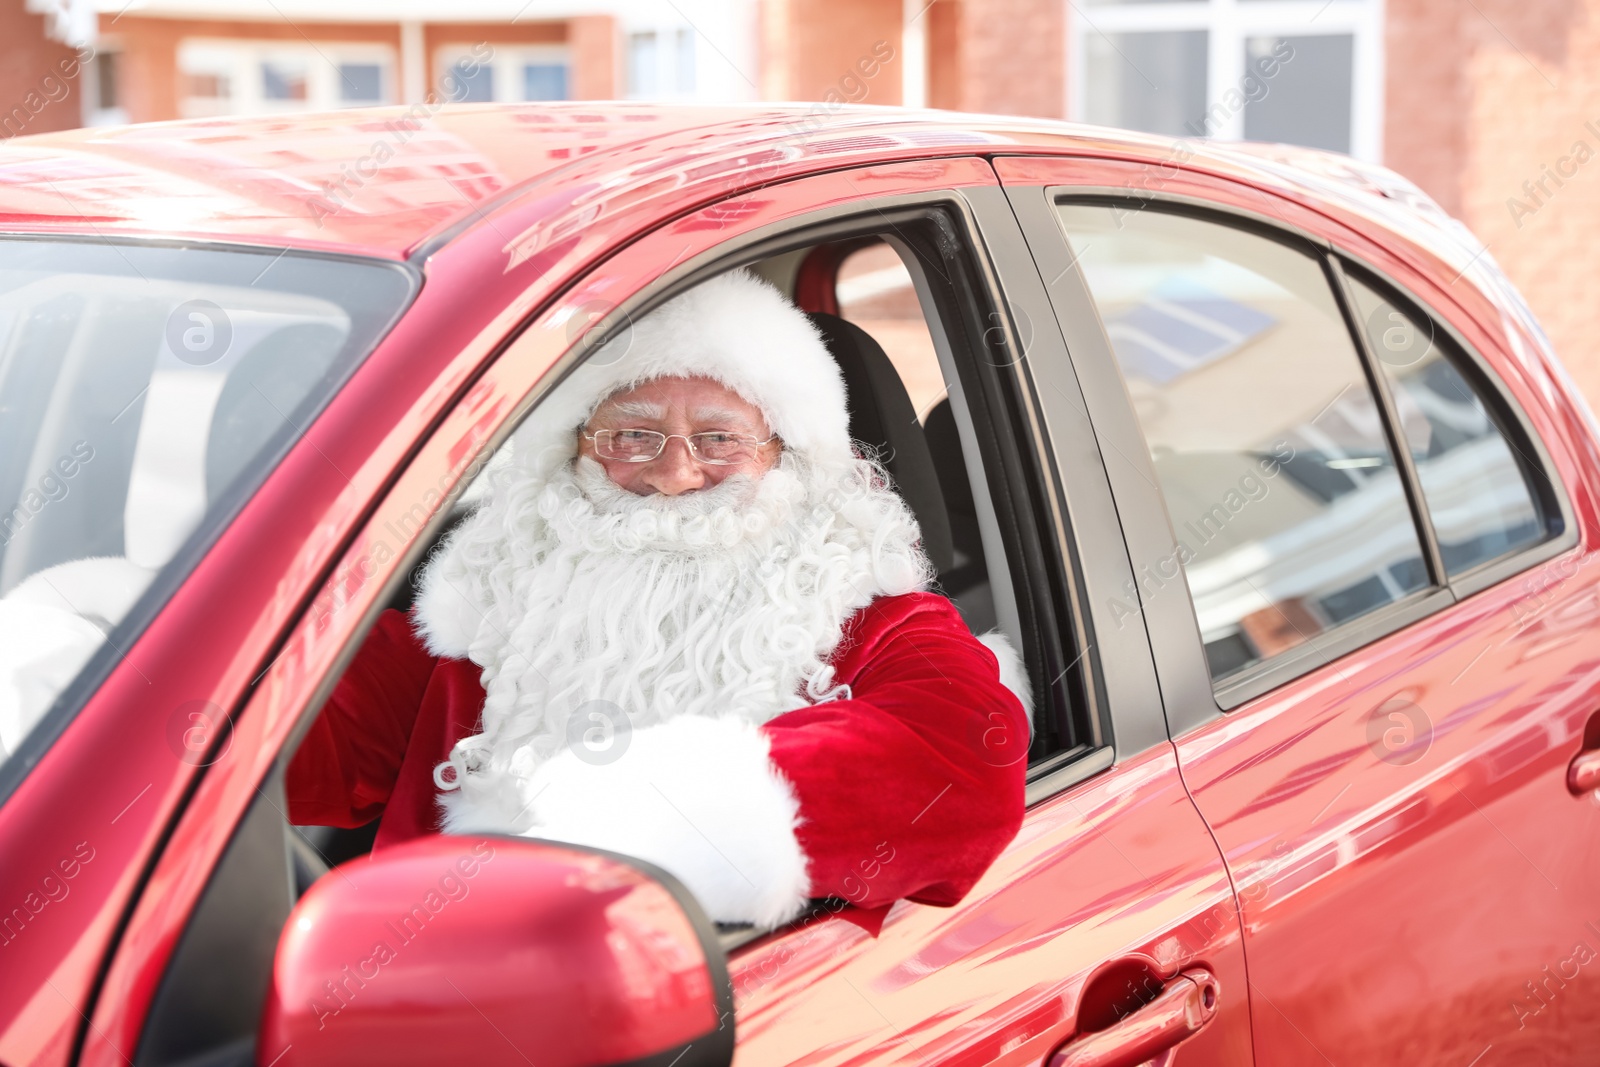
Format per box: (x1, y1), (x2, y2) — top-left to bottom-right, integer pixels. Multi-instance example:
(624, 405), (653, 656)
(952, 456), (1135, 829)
(727, 747), (1248, 1065)
(1003, 153), (1600, 1066)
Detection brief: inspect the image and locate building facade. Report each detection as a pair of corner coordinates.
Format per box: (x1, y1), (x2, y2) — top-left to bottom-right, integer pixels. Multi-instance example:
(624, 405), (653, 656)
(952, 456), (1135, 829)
(5, 0), (1600, 406)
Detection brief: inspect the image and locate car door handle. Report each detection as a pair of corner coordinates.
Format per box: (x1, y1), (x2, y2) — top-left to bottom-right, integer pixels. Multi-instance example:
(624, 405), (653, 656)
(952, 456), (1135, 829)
(1568, 749), (1600, 795)
(1048, 968), (1219, 1067)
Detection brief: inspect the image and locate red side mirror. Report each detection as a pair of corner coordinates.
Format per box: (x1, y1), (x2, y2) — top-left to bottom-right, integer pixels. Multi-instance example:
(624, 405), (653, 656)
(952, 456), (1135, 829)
(257, 835), (734, 1067)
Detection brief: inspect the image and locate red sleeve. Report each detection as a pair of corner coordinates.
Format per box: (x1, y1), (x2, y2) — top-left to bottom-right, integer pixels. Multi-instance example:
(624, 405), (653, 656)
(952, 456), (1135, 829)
(285, 608), (438, 828)
(760, 592), (1029, 909)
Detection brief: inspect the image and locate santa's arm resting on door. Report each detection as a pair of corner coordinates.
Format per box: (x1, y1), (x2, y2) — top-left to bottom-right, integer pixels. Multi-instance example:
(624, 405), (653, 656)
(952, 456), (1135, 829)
(290, 268), (1033, 930)
(517, 591), (1029, 929)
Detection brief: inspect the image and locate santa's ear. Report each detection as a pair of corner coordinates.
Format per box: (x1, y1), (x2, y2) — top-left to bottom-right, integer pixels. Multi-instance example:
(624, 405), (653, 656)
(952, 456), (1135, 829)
(977, 631), (1034, 732)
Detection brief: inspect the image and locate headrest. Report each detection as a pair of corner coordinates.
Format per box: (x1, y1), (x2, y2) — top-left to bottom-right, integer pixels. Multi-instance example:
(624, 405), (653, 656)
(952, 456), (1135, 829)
(806, 313), (953, 573)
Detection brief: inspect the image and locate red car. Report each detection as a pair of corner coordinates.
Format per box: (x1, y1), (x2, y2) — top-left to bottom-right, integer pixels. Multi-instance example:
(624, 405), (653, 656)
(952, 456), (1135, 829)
(1, 103), (1597, 1067)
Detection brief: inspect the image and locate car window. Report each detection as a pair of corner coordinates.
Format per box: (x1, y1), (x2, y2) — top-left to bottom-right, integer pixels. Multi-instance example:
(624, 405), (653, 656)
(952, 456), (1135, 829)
(835, 242), (946, 420)
(1054, 203), (1429, 684)
(1344, 271), (1547, 577)
(0, 239), (411, 771)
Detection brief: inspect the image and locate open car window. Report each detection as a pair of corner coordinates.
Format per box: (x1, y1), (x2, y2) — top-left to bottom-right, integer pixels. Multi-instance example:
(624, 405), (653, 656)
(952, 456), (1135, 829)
(0, 238), (412, 778)
(288, 221), (1095, 893)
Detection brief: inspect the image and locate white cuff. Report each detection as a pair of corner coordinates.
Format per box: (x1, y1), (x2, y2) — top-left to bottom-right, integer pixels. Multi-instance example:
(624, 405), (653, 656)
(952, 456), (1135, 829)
(518, 715), (811, 928)
(977, 630), (1034, 724)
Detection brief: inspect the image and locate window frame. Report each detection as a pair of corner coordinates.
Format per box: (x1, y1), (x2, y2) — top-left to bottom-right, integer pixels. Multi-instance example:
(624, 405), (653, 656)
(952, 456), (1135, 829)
(1032, 185), (1576, 715)
(1066, 0), (1384, 160)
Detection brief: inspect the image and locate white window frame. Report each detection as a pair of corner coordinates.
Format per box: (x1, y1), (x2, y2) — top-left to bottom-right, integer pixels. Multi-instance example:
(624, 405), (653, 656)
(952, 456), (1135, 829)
(622, 23), (700, 101)
(176, 39), (395, 118)
(81, 38), (128, 127)
(434, 43), (572, 103)
(1066, 0), (1384, 162)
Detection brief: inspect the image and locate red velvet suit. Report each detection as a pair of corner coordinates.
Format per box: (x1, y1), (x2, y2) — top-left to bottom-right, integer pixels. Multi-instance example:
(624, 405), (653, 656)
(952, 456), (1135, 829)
(286, 591), (1028, 910)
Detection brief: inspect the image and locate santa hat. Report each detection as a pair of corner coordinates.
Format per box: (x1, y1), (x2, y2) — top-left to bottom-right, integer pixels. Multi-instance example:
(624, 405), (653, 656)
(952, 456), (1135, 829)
(508, 269), (854, 481)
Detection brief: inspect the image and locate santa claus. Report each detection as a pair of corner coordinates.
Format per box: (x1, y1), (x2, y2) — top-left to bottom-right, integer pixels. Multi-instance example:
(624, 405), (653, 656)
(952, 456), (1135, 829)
(287, 269), (1031, 927)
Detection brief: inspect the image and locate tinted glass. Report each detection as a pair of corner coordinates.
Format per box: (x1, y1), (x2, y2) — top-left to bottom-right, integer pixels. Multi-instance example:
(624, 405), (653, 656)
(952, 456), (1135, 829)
(339, 62), (384, 103)
(0, 240), (410, 772)
(262, 61), (308, 101)
(451, 60), (494, 103)
(523, 63), (568, 101)
(1242, 34), (1354, 153)
(1085, 31), (1209, 138)
(1346, 273), (1545, 575)
(1056, 204), (1429, 683)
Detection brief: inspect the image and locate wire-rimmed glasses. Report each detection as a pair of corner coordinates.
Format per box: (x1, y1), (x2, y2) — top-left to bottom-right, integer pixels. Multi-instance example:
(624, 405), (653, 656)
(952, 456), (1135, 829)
(582, 428), (780, 465)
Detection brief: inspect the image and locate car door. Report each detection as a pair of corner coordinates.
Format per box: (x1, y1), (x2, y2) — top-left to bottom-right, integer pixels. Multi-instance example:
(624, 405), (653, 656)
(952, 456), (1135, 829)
(76, 158), (1252, 1067)
(1002, 153), (1600, 1065)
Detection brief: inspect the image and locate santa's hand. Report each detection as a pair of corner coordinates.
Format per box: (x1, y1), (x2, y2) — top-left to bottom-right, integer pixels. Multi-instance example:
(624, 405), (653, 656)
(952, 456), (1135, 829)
(516, 715), (811, 928)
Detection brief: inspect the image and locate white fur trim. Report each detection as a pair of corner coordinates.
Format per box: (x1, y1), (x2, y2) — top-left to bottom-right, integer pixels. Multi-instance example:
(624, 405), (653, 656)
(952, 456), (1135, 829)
(507, 268), (853, 488)
(411, 541), (485, 660)
(510, 715), (811, 927)
(978, 631), (1033, 725)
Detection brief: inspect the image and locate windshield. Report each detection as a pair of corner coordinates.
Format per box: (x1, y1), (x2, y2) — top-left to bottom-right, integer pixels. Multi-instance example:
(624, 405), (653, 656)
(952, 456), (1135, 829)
(0, 238), (413, 773)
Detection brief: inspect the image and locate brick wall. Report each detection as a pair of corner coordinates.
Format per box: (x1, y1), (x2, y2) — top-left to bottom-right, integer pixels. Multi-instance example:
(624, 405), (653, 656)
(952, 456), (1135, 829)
(925, 0), (1062, 117)
(0, 2), (83, 140)
(1386, 0), (1600, 410)
(761, 0), (903, 107)
(568, 15), (619, 100)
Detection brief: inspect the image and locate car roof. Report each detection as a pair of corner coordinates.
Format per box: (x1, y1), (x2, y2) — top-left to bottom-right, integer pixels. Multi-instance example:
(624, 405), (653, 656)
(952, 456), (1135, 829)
(0, 103), (1486, 269)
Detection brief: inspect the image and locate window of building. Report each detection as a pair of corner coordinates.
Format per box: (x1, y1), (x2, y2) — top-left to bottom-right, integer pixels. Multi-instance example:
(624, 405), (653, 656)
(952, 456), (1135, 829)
(338, 62), (385, 105)
(1069, 0), (1380, 160)
(85, 47), (127, 126)
(261, 58), (309, 102)
(627, 32), (659, 97)
(676, 29), (696, 93)
(448, 58), (495, 102)
(438, 45), (570, 103)
(523, 63), (568, 101)
(95, 51), (119, 111)
(1055, 202), (1428, 683)
(178, 41), (394, 117)
(626, 27), (697, 99)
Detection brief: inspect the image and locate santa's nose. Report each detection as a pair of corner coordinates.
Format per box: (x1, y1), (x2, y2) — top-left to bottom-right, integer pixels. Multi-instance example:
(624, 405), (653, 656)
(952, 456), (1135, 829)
(638, 436), (709, 496)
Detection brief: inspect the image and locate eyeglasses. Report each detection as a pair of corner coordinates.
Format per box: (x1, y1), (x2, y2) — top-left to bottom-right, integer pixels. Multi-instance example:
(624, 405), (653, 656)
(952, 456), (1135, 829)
(582, 428), (780, 465)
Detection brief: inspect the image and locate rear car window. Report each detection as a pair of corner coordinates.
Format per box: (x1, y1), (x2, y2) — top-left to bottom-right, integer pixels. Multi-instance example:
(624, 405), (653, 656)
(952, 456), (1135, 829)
(1054, 203), (1430, 684)
(1344, 273), (1546, 577)
(0, 238), (412, 771)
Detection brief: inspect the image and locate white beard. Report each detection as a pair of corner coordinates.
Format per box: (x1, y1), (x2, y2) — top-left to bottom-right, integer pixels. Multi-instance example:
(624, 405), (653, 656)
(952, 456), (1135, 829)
(423, 450), (931, 834)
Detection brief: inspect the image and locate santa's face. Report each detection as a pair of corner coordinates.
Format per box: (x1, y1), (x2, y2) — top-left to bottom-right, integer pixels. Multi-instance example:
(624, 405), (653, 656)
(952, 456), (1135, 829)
(577, 375), (782, 496)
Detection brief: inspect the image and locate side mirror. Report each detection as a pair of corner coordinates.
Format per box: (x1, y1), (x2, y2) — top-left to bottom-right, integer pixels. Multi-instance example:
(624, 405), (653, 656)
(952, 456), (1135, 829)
(258, 835), (734, 1067)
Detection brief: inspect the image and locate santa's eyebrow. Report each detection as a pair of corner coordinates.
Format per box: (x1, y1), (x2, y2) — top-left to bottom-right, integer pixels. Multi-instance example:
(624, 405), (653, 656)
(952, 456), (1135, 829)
(604, 399), (667, 421)
(689, 406), (747, 425)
